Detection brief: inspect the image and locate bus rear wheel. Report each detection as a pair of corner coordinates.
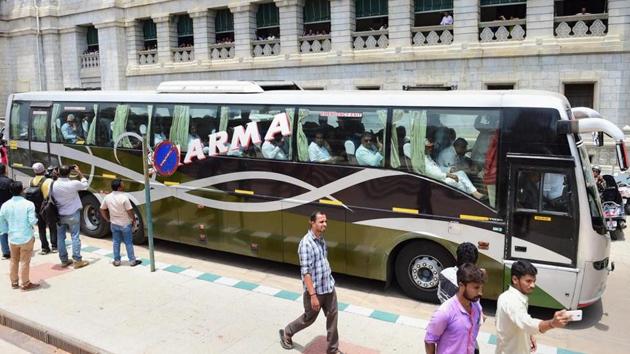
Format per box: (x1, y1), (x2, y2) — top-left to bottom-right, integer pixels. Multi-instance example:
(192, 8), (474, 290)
(80, 194), (109, 238)
(395, 241), (455, 303)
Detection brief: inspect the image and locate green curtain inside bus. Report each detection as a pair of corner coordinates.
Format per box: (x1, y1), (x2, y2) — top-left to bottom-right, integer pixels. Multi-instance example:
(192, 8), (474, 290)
(219, 107), (229, 132)
(86, 104), (98, 145)
(257, 3), (279, 28)
(143, 20), (157, 40)
(87, 27), (99, 46)
(390, 110), (403, 169)
(414, 0), (453, 13)
(177, 15), (193, 36)
(296, 109), (310, 162)
(216, 9), (234, 33)
(113, 104), (131, 148)
(304, 0), (331, 24)
(170, 105), (190, 151)
(285, 109), (296, 158)
(32, 113), (48, 141)
(50, 103), (61, 142)
(410, 110), (427, 174)
(356, 0), (388, 19)
(10, 103), (20, 139)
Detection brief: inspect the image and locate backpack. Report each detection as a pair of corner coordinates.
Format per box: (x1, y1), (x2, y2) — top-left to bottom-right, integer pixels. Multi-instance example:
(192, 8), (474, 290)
(40, 181), (59, 225)
(24, 177), (46, 210)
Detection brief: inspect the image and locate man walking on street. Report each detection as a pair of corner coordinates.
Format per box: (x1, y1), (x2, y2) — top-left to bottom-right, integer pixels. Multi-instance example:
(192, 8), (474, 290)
(495, 260), (570, 354)
(279, 211), (343, 354)
(99, 179), (141, 267)
(27, 162), (56, 255)
(0, 163), (14, 260)
(425, 263), (485, 354)
(0, 181), (40, 290)
(53, 165), (89, 269)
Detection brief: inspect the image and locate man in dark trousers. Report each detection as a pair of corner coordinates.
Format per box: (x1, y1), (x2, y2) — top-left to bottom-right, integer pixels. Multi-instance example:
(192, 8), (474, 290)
(27, 163), (56, 254)
(279, 211), (343, 354)
(0, 163), (14, 259)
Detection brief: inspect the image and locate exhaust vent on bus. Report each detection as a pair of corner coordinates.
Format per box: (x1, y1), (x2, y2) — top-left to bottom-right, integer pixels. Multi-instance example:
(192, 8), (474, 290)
(156, 81), (264, 94)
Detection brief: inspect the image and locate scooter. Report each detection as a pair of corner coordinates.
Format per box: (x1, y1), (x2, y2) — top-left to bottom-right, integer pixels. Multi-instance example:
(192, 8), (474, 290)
(602, 175), (626, 240)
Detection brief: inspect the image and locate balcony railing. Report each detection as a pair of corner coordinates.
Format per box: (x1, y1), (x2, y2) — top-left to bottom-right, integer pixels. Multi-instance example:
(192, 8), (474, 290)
(554, 14), (608, 38)
(353, 30), (389, 50)
(79, 52), (99, 69)
(479, 19), (526, 42)
(252, 39), (281, 57)
(209, 43), (235, 59)
(412, 25), (453, 46)
(299, 34), (332, 53)
(138, 49), (158, 65)
(172, 47), (194, 62)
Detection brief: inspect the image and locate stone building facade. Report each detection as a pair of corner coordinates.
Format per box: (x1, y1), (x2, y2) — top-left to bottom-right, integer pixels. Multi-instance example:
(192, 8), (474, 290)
(1, 0), (629, 129)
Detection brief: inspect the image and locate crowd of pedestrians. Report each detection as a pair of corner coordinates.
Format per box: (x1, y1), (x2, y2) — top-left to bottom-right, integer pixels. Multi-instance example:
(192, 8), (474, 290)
(0, 162), (140, 291)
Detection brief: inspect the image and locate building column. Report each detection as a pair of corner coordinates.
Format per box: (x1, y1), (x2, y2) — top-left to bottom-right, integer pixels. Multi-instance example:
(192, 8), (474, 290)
(230, 3), (256, 60)
(59, 27), (83, 89)
(152, 15), (172, 64)
(94, 21), (127, 89)
(526, 0), (554, 40)
(388, 0), (414, 48)
(608, 0), (630, 41)
(125, 20), (143, 68)
(41, 30), (64, 90)
(275, 0), (303, 55)
(189, 10), (211, 62)
(453, 0), (479, 45)
(330, 0), (355, 53)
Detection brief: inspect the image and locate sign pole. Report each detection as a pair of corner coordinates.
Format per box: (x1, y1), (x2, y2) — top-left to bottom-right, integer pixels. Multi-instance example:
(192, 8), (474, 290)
(142, 133), (156, 272)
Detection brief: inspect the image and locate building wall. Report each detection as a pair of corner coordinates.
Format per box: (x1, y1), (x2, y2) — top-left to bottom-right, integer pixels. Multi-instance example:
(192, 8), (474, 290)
(0, 0), (629, 127)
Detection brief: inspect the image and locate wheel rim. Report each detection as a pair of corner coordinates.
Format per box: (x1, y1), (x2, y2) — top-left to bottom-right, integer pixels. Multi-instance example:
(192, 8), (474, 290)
(132, 210), (141, 236)
(408, 255), (443, 290)
(83, 204), (100, 231)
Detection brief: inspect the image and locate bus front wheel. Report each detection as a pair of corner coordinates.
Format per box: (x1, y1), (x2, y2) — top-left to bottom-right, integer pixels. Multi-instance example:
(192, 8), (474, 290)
(131, 204), (147, 245)
(80, 194), (109, 238)
(395, 241), (455, 303)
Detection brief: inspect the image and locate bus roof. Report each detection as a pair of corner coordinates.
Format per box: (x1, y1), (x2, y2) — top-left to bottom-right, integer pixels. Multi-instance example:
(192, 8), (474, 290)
(10, 89), (570, 112)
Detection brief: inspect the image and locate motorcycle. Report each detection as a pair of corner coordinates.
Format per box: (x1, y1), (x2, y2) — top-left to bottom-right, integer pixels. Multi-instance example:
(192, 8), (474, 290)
(601, 175), (626, 240)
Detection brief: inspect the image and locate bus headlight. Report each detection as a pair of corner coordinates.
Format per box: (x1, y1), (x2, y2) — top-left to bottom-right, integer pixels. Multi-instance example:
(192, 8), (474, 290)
(593, 257), (609, 270)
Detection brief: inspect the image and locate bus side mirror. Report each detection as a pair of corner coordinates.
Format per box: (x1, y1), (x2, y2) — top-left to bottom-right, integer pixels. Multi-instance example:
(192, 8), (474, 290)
(592, 131), (604, 147)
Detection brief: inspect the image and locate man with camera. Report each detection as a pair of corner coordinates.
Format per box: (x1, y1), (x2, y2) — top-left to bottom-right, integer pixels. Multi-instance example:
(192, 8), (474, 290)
(26, 163), (57, 254)
(52, 165), (89, 269)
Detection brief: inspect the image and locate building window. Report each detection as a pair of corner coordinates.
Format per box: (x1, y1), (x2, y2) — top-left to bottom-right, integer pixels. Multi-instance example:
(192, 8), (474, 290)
(215, 9), (234, 43)
(479, 0), (527, 42)
(355, 0), (388, 31)
(480, 0), (526, 22)
(176, 14), (194, 47)
(554, 0), (608, 38)
(256, 3), (280, 40)
(357, 86), (381, 90)
(413, 0), (453, 46)
(564, 83), (595, 108)
(486, 83), (514, 90)
(403, 85), (453, 91)
(142, 19), (157, 50)
(303, 0), (331, 36)
(86, 26), (99, 53)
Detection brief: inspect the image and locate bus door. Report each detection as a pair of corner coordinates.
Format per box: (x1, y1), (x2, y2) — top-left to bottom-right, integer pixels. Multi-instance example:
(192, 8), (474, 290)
(28, 102), (53, 167)
(505, 155), (579, 308)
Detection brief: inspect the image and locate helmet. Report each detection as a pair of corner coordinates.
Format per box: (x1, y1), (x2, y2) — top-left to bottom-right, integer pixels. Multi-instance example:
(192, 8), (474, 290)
(592, 165), (601, 173)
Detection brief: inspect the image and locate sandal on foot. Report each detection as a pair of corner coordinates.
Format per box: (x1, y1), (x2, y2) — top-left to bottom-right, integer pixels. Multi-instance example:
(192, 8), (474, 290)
(11, 283), (19, 289)
(279, 329), (293, 350)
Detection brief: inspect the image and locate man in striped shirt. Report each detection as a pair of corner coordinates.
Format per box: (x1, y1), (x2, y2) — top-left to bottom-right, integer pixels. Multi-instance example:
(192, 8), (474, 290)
(279, 211), (343, 354)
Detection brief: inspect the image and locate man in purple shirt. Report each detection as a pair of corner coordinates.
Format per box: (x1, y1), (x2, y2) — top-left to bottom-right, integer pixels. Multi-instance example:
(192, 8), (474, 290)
(425, 263), (485, 354)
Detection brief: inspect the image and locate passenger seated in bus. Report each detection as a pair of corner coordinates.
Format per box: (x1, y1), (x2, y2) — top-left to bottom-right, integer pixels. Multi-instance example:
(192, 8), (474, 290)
(424, 138), (485, 200)
(154, 125), (167, 146)
(543, 173), (567, 211)
(431, 126), (453, 160)
(437, 138), (475, 174)
(262, 135), (288, 160)
(309, 131), (335, 162)
(355, 132), (383, 167)
(517, 172), (540, 209)
(471, 115), (499, 170)
(61, 114), (84, 143)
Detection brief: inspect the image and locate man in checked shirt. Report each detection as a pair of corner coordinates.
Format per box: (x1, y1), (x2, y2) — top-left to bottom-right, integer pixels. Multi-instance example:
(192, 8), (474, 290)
(279, 211), (343, 354)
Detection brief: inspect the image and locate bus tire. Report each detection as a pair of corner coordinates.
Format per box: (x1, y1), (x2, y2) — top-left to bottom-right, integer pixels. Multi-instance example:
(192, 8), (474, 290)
(131, 204), (147, 245)
(611, 229), (623, 241)
(395, 240), (455, 303)
(80, 194), (109, 238)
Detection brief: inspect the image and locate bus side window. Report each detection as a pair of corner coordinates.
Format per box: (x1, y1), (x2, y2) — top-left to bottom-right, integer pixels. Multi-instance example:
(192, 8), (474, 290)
(152, 105), (174, 147)
(516, 171), (541, 210)
(125, 105), (149, 149)
(96, 104), (117, 147)
(9, 102), (29, 141)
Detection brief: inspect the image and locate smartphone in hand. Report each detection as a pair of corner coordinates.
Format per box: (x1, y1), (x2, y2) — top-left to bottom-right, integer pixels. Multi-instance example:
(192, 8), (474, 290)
(566, 310), (582, 321)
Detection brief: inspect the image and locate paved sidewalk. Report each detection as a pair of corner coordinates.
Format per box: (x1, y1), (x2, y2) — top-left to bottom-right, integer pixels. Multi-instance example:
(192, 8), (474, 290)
(0, 241), (582, 354)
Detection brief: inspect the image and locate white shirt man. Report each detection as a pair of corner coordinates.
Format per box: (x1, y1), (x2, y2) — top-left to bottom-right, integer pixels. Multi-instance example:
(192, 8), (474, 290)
(355, 134), (383, 167)
(52, 171), (89, 216)
(262, 140), (287, 160)
(425, 155), (480, 197)
(440, 13), (454, 26)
